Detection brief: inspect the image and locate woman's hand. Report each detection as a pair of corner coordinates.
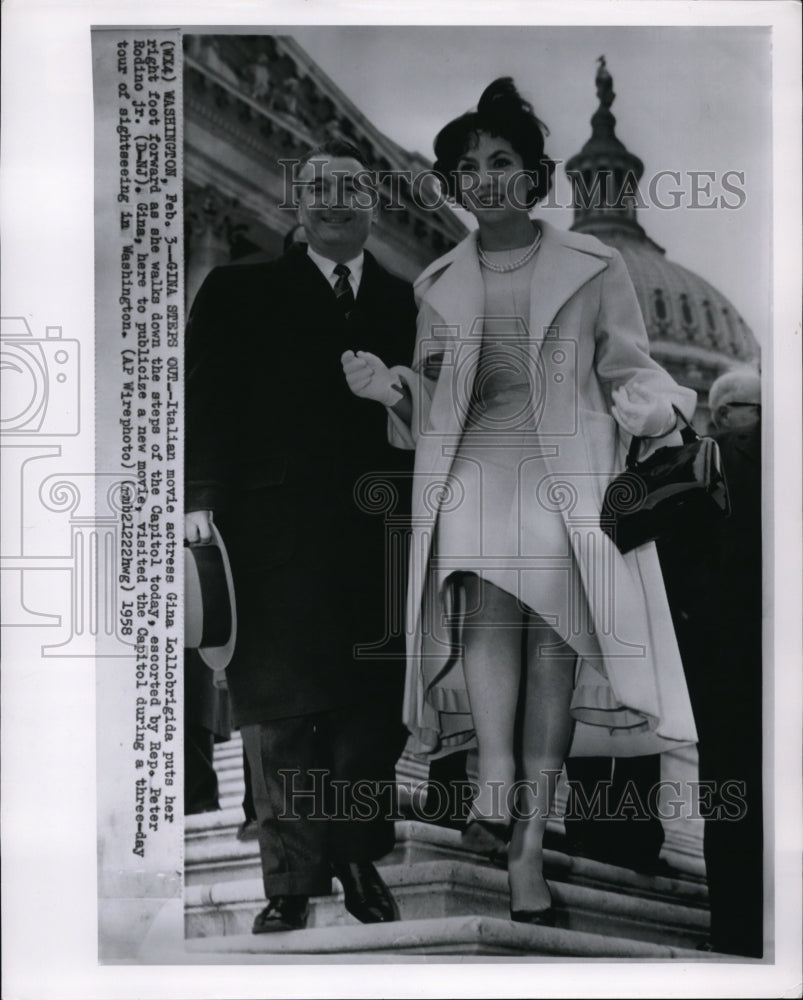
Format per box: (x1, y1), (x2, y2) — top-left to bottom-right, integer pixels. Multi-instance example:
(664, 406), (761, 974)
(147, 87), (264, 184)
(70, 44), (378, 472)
(611, 382), (675, 438)
(341, 350), (404, 406)
(185, 510), (213, 543)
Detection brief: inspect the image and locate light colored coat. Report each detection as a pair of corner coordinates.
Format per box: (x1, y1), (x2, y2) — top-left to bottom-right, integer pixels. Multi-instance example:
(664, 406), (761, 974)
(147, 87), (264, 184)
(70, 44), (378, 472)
(389, 221), (699, 759)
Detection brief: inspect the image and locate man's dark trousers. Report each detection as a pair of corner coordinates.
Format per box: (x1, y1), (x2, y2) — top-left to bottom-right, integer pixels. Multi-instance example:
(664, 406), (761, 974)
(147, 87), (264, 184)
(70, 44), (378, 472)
(242, 702), (401, 897)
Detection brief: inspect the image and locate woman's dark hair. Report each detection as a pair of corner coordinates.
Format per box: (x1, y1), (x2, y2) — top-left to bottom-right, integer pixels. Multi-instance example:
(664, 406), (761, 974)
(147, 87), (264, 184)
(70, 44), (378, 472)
(433, 77), (555, 207)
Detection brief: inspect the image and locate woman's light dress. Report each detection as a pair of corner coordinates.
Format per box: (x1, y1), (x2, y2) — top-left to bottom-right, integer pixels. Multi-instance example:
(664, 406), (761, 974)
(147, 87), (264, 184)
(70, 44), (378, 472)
(390, 224), (700, 762)
(424, 246), (643, 747)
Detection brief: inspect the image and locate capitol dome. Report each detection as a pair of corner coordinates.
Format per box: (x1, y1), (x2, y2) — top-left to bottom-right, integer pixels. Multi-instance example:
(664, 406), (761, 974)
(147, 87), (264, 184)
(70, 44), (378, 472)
(565, 58), (760, 414)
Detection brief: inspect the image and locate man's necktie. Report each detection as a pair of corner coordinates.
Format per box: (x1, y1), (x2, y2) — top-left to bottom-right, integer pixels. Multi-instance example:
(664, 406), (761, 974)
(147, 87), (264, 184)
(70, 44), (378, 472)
(333, 263), (355, 318)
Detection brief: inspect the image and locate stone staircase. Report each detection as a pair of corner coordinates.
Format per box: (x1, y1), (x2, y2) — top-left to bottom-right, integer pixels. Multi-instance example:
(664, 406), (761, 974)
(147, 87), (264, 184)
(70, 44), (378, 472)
(185, 735), (726, 959)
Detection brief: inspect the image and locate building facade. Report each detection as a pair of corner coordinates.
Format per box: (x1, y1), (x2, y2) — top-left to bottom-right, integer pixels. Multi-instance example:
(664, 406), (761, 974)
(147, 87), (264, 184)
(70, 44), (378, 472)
(182, 33), (467, 310)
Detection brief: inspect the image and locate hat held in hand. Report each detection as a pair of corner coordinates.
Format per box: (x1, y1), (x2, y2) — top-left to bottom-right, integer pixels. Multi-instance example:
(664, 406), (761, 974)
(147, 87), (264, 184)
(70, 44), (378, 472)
(184, 521), (237, 672)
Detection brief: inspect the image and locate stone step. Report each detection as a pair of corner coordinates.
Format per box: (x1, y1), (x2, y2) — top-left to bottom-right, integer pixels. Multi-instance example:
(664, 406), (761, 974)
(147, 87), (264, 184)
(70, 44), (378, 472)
(186, 810), (706, 890)
(385, 822), (707, 906)
(185, 808), (572, 886)
(212, 735), (705, 871)
(193, 741), (711, 958)
(214, 740), (244, 760)
(217, 771), (246, 795)
(185, 858), (709, 950)
(185, 914), (722, 959)
(185, 812), (565, 888)
(202, 811), (705, 883)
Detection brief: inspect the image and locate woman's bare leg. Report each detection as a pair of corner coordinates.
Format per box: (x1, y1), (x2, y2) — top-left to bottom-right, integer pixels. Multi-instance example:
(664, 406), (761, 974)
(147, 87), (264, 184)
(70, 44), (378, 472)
(507, 624), (576, 911)
(459, 574), (523, 823)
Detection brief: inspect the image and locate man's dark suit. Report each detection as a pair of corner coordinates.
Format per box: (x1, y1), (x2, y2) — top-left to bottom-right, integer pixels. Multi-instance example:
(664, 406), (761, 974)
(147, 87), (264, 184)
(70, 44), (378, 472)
(185, 243), (416, 896)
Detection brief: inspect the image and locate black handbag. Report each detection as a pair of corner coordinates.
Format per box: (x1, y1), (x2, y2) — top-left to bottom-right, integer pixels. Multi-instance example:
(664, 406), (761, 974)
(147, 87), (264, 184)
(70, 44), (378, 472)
(600, 406), (730, 553)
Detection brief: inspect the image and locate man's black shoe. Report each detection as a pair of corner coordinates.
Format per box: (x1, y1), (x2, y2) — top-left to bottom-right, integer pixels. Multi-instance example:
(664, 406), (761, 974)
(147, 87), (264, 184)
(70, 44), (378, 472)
(236, 818), (259, 842)
(252, 895), (309, 934)
(333, 862), (400, 923)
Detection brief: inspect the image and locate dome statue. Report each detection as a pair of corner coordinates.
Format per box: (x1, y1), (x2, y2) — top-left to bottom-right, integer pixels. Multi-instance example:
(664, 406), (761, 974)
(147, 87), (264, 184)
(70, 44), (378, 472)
(566, 61), (760, 421)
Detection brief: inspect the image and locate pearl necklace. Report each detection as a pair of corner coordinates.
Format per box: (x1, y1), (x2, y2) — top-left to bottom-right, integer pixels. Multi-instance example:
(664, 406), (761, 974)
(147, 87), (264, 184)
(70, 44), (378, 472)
(478, 227), (542, 273)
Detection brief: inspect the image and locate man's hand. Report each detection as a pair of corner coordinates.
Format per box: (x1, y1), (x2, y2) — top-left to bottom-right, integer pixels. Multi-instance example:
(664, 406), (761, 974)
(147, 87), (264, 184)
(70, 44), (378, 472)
(341, 350), (404, 406)
(185, 510), (213, 544)
(611, 383), (675, 438)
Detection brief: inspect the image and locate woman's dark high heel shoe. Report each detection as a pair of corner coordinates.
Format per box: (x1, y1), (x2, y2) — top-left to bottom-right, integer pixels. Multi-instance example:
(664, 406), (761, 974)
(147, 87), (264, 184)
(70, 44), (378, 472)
(461, 817), (511, 863)
(510, 881), (556, 926)
(510, 905), (556, 927)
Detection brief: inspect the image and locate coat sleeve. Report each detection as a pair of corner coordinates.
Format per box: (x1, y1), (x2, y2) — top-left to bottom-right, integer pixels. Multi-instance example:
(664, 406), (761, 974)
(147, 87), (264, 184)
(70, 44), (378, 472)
(387, 295), (441, 450)
(184, 267), (238, 514)
(593, 248), (697, 425)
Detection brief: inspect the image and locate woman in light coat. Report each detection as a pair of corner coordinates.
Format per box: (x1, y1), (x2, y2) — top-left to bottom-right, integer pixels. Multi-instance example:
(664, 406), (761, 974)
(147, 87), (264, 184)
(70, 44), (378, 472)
(342, 78), (697, 923)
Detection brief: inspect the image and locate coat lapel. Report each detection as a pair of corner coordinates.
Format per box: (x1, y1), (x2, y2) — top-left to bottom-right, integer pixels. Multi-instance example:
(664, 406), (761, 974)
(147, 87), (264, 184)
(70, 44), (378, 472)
(423, 231), (486, 345)
(354, 248), (380, 305)
(279, 243), (338, 313)
(418, 233), (486, 450)
(420, 222), (610, 352)
(416, 222), (610, 451)
(526, 221), (608, 353)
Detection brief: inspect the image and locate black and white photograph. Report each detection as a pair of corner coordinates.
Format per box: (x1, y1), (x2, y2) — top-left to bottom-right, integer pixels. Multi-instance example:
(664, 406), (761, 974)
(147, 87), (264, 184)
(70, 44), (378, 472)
(2, 3), (801, 999)
(180, 25), (770, 959)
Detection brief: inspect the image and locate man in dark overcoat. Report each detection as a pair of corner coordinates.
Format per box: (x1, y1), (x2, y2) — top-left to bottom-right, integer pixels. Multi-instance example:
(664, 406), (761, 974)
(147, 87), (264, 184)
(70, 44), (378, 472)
(185, 140), (416, 932)
(658, 369), (763, 956)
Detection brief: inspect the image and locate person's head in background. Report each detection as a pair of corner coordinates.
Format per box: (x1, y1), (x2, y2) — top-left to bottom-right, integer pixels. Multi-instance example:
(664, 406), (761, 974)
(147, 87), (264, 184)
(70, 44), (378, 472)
(708, 369), (761, 432)
(283, 223), (307, 252)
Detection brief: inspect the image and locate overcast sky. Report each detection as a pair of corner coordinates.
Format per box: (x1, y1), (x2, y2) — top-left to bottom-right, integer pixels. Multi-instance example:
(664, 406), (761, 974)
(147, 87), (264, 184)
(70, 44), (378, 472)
(288, 26), (771, 343)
